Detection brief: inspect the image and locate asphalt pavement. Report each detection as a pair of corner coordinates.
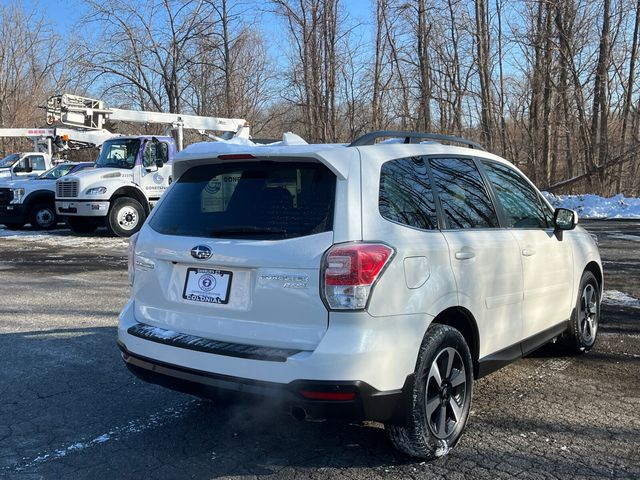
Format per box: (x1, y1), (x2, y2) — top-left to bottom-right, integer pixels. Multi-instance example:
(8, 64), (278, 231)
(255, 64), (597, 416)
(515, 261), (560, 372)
(0, 220), (638, 480)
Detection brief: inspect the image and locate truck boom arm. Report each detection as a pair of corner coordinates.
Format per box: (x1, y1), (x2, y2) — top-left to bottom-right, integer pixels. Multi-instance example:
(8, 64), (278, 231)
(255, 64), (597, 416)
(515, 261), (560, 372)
(0, 127), (115, 155)
(46, 94), (249, 150)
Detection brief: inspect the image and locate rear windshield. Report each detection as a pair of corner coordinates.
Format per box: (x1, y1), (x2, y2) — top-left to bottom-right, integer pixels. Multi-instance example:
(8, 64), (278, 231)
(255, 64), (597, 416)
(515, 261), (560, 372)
(149, 161), (336, 240)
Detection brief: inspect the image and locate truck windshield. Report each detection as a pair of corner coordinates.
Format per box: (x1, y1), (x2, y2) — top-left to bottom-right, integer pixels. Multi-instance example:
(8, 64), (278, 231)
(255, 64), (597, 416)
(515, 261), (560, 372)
(38, 164), (76, 179)
(96, 139), (140, 169)
(0, 153), (20, 168)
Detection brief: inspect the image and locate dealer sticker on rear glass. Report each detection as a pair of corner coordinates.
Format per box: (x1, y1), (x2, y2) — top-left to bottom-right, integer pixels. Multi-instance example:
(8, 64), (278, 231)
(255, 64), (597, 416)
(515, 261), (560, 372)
(183, 268), (232, 304)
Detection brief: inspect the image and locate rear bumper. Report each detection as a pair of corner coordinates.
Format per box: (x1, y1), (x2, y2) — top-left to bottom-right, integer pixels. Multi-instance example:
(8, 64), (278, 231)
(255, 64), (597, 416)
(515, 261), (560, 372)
(118, 341), (413, 424)
(56, 200), (109, 217)
(0, 203), (27, 223)
(118, 299), (430, 423)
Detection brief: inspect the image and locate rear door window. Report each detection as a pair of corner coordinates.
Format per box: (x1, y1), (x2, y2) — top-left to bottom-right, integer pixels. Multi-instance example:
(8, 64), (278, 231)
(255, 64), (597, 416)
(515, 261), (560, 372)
(429, 158), (499, 229)
(379, 157), (437, 230)
(30, 155), (46, 171)
(481, 161), (549, 228)
(150, 161), (336, 239)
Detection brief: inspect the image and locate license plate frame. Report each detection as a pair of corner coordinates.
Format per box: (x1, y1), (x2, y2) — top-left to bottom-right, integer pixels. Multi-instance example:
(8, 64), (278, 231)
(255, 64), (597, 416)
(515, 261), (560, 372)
(182, 267), (232, 305)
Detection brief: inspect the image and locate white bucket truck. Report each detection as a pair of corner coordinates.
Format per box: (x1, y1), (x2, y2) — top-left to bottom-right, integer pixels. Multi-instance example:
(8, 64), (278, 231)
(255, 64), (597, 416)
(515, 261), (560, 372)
(49, 94), (249, 237)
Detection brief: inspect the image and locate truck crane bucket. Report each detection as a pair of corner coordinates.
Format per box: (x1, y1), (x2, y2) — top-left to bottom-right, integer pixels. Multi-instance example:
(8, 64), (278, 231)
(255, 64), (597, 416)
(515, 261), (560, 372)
(46, 94), (107, 130)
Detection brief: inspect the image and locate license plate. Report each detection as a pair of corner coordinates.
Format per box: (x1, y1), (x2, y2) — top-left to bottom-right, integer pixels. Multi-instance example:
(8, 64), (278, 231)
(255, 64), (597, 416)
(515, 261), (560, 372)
(183, 268), (232, 304)
(62, 202), (69, 209)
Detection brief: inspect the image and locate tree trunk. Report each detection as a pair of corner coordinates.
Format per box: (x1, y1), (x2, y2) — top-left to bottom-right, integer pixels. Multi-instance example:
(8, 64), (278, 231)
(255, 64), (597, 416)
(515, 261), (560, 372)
(475, 0), (493, 150)
(417, 0), (432, 132)
(618, 0), (640, 192)
(590, 0), (611, 190)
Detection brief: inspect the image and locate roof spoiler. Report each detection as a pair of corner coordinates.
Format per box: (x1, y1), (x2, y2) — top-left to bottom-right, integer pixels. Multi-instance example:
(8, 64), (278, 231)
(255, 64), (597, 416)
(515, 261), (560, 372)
(349, 131), (485, 151)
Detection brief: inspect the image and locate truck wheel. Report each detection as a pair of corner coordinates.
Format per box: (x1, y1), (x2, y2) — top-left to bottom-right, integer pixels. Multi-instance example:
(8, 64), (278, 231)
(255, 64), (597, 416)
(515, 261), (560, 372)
(66, 216), (99, 234)
(3, 222), (24, 230)
(106, 198), (146, 237)
(29, 203), (57, 230)
(386, 324), (473, 459)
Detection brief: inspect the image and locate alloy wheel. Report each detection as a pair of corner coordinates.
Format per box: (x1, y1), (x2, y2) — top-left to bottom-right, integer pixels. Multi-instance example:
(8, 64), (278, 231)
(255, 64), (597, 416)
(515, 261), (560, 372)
(425, 347), (467, 439)
(580, 284), (598, 343)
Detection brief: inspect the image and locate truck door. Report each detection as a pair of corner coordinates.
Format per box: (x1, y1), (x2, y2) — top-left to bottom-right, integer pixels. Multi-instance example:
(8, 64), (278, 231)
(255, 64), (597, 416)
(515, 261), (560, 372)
(139, 140), (171, 200)
(14, 155), (47, 177)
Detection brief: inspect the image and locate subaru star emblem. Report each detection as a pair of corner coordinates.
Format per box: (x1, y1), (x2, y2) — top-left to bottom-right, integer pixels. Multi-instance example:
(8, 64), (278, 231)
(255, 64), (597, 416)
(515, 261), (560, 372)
(190, 245), (212, 260)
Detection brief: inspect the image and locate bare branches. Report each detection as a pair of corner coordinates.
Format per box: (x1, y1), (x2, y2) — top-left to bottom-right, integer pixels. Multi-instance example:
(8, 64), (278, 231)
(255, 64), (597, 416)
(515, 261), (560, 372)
(0, 0), (639, 195)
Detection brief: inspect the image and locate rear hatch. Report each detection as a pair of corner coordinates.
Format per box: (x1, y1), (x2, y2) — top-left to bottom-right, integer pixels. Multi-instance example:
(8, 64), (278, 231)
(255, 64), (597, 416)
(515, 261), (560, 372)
(133, 158), (338, 351)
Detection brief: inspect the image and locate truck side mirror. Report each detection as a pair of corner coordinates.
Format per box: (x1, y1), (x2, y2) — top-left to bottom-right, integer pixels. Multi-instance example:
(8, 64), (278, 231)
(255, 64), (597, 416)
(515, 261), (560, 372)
(152, 138), (165, 168)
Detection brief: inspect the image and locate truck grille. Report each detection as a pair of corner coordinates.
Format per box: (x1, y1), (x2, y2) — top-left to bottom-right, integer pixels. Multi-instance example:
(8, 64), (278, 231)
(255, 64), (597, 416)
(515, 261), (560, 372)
(56, 179), (79, 198)
(0, 188), (13, 205)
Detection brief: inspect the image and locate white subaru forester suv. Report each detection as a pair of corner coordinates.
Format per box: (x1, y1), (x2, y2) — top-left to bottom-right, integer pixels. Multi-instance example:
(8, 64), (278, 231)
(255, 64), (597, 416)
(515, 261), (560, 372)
(118, 131), (602, 459)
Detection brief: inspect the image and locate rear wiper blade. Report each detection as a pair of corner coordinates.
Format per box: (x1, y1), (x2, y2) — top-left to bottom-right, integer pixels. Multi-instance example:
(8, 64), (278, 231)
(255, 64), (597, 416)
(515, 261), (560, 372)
(210, 226), (287, 236)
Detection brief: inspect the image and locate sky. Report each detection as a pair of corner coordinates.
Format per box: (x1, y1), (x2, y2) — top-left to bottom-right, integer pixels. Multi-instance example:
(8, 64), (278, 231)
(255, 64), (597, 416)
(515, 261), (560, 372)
(7, 0), (375, 74)
(10, 0), (373, 38)
(17, 0), (86, 28)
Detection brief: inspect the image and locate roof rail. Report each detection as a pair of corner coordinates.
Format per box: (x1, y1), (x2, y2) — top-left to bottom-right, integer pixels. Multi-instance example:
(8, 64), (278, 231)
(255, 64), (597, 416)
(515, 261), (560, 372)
(348, 131), (485, 151)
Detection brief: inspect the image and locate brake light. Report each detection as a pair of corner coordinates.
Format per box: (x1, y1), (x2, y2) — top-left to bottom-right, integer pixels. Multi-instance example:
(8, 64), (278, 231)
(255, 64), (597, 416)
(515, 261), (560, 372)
(217, 154), (256, 160)
(128, 232), (139, 286)
(321, 243), (394, 310)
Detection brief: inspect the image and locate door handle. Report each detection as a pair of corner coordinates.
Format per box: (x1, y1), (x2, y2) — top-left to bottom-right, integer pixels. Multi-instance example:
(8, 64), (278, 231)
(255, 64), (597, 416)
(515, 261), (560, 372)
(455, 251), (475, 260)
(522, 248), (536, 257)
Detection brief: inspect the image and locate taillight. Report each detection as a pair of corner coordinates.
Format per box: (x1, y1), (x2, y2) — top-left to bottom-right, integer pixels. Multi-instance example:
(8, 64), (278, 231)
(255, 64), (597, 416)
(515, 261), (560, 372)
(300, 390), (356, 401)
(128, 232), (139, 286)
(321, 243), (394, 310)
(217, 153), (256, 160)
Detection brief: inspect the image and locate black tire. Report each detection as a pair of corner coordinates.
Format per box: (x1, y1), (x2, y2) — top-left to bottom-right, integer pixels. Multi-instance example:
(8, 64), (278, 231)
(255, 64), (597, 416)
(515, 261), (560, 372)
(3, 222), (24, 230)
(66, 216), (99, 234)
(386, 324), (473, 459)
(561, 271), (600, 353)
(106, 197), (146, 237)
(29, 202), (57, 230)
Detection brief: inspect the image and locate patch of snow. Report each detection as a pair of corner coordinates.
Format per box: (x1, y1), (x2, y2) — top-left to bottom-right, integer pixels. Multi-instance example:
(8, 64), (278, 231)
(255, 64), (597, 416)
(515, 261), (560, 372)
(154, 328), (178, 339)
(543, 192), (640, 219)
(0, 227), (128, 248)
(177, 134), (345, 159)
(603, 290), (640, 308)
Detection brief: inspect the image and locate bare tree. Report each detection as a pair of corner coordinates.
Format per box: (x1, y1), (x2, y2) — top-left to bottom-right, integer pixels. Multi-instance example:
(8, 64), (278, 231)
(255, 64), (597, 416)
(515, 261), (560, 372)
(617, 0), (640, 192)
(474, 0), (494, 150)
(590, 0), (612, 189)
(82, 0), (218, 113)
(184, 2), (272, 125)
(271, 0), (343, 142)
(0, 2), (79, 153)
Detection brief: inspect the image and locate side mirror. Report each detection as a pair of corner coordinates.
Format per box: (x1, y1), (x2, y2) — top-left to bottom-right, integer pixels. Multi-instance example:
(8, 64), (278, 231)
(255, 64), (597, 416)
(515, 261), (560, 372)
(554, 208), (577, 231)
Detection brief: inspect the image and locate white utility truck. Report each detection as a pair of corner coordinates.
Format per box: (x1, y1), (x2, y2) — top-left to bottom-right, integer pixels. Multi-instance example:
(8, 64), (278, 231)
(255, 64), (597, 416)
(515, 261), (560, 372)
(0, 151), (52, 180)
(0, 127), (116, 229)
(0, 127), (114, 181)
(0, 162), (94, 230)
(49, 94), (249, 237)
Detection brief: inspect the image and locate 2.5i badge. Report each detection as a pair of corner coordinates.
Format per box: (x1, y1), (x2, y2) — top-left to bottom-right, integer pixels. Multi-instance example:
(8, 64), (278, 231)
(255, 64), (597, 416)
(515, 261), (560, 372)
(183, 268), (232, 304)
